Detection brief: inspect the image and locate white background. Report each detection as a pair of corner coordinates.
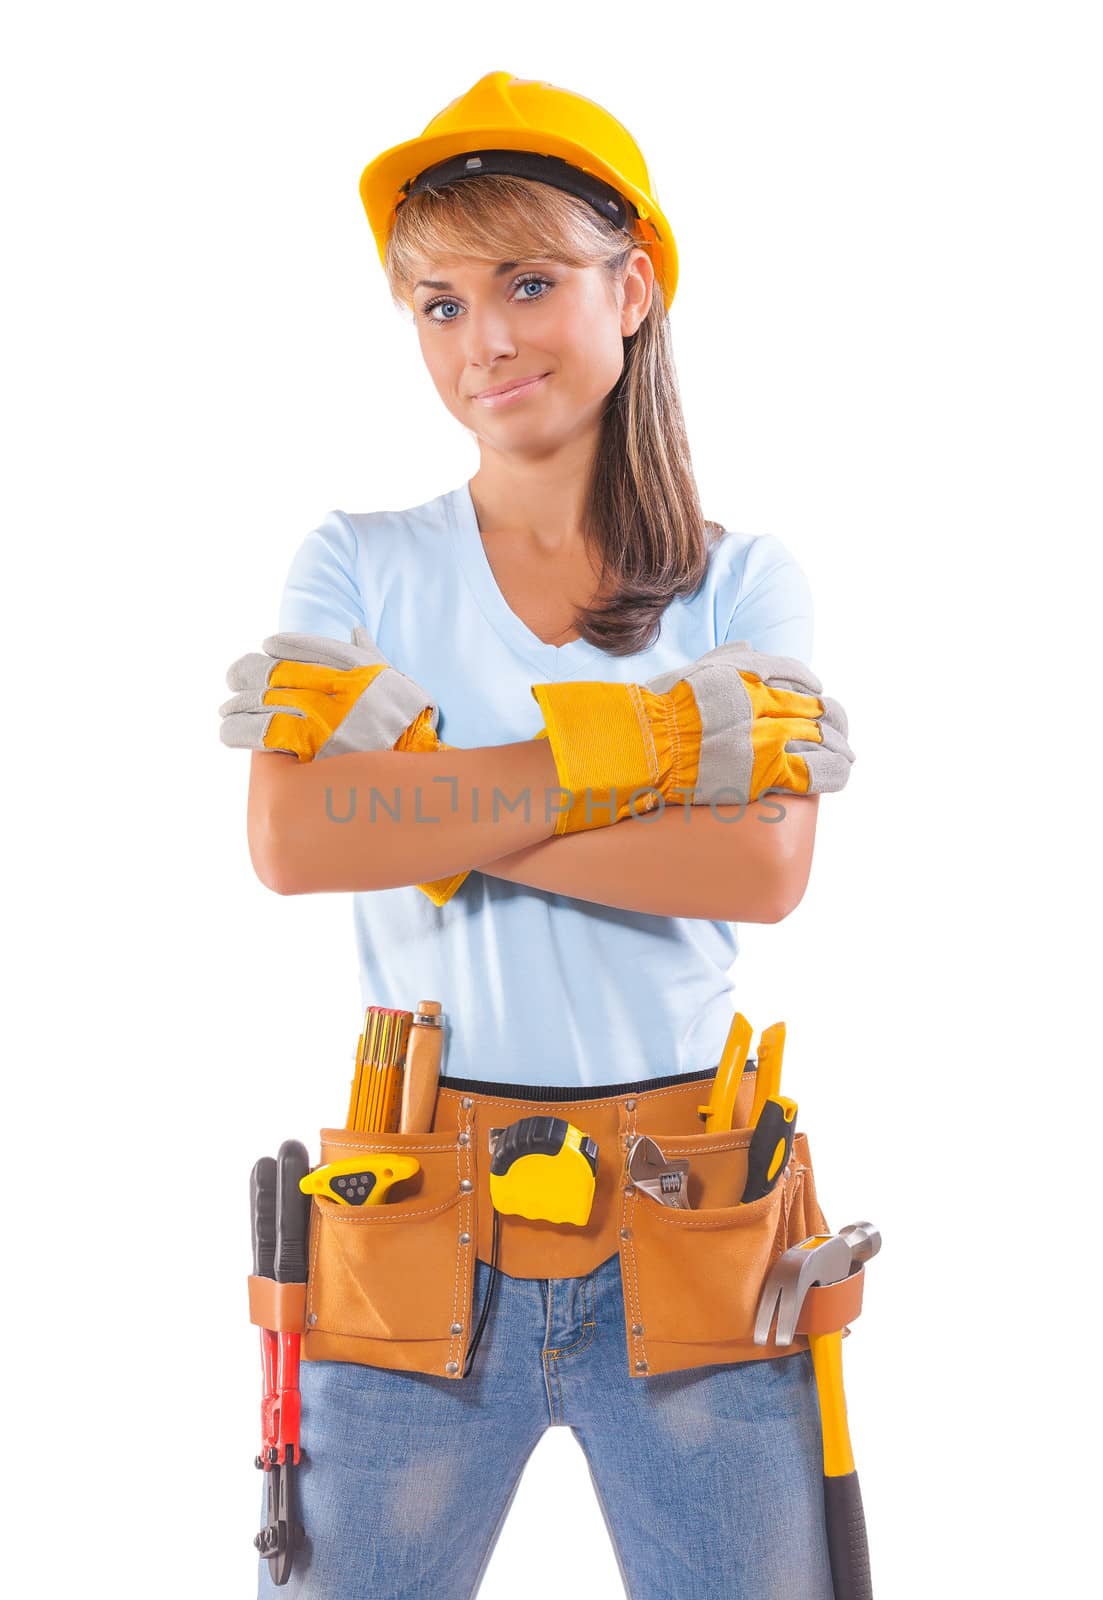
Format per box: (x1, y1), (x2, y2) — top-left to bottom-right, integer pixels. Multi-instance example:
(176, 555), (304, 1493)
(4, 3), (1100, 1595)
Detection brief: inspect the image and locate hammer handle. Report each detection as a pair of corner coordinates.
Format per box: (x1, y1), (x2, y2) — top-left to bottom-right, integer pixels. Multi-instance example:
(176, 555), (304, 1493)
(823, 1471), (873, 1600)
(810, 1328), (873, 1599)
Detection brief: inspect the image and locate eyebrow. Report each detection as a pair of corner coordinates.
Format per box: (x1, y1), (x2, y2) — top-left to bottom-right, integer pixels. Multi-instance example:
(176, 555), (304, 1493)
(413, 261), (535, 292)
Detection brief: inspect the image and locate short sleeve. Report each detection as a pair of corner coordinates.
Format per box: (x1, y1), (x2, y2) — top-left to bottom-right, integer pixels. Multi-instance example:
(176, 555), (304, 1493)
(723, 534), (814, 666)
(277, 510), (366, 641)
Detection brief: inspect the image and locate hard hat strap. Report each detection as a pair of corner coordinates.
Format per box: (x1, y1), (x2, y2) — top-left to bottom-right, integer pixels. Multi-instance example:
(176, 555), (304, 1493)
(398, 148), (639, 236)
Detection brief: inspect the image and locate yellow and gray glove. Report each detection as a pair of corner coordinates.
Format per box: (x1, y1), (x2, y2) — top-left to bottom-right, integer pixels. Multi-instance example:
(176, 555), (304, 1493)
(219, 629), (438, 761)
(218, 629), (467, 906)
(530, 641), (854, 836)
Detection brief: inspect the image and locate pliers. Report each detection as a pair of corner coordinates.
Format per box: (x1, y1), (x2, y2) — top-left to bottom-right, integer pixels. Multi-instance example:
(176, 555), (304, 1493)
(250, 1139), (312, 1586)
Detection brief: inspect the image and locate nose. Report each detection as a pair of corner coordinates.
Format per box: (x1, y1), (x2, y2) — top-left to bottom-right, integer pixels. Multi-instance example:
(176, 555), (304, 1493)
(462, 299), (519, 370)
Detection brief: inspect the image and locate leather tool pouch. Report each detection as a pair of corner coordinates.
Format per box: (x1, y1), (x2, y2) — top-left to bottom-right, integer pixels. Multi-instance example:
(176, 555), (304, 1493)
(297, 1120), (478, 1379)
(248, 1067), (863, 1382)
(618, 1122), (836, 1377)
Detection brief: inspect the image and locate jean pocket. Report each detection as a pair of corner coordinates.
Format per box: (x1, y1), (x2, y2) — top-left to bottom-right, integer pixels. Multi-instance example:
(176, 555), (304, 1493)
(303, 1125), (477, 1379)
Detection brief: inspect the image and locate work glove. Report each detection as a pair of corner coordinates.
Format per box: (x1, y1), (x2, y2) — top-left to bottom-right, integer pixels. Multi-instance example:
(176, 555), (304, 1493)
(530, 641), (854, 836)
(218, 629), (468, 906)
(219, 629), (438, 761)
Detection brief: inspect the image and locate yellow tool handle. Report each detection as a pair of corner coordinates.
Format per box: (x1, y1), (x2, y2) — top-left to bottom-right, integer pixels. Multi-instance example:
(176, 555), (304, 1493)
(749, 1020), (786, 1127)
(697, 1011), (753, 1131)
(299, 1154), (421, 1206)
(809, 1327), (874, 1597)
(739, 1094), (798, 1203)
(808, 1329), (855, 1477)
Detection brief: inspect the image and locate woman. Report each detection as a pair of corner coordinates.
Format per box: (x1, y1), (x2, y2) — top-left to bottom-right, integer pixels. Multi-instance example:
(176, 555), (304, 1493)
(222, 71), (854, 1600)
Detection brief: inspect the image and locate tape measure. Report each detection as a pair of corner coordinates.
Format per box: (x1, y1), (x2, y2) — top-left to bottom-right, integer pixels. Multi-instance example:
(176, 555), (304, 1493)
(487, 1116), (598, 1226)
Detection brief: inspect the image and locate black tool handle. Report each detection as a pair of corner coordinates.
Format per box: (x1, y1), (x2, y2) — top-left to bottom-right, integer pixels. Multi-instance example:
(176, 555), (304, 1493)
(824, 1470), (873, 1600)
(274, 1140), (312, 1284)
(250, 1157), (277, 1278)
(740, 1099), (796, 1204)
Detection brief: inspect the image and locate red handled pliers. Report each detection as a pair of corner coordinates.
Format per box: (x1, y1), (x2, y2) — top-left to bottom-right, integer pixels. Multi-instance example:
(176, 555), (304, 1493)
(250, 1140), (311, 1586)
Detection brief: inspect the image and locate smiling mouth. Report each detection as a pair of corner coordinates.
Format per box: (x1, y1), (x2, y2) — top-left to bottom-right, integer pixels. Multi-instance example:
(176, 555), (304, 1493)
(474, 373), (550, 404)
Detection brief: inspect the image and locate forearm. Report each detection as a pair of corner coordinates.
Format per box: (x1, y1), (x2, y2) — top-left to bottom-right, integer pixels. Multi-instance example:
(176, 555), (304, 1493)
(478, 794), (820, 921)
(247, 741), (561, 894)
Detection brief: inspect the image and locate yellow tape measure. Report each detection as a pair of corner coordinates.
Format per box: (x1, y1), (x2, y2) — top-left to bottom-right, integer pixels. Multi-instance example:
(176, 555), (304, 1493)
(487, 1116), (598, 1226)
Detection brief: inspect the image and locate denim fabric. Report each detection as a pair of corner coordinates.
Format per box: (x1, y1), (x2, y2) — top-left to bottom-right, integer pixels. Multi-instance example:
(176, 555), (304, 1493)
(258, 1251), (834, 1599)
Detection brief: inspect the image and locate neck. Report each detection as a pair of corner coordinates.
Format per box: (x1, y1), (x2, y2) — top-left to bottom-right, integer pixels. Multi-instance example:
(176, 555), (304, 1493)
(468, 447), (596, 557)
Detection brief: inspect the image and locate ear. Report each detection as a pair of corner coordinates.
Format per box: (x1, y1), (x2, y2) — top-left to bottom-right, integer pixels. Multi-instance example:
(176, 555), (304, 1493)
(621, 249), (655, 336)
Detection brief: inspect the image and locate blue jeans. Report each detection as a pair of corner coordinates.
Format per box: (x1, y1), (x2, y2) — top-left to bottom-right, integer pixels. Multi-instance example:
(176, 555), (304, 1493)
(258, 1252), (834, 1599)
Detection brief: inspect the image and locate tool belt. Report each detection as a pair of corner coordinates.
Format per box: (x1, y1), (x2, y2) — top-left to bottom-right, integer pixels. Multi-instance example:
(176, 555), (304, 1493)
(247, 1065), (866, 1383)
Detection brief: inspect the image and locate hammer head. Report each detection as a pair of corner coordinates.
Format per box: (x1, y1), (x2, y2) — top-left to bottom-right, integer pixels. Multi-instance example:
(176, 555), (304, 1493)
(754, 1221), (881, 1347)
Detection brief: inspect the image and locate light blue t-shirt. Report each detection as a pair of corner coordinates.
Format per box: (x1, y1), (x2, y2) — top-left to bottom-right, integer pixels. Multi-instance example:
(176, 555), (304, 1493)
(278, 478), (813, 1089)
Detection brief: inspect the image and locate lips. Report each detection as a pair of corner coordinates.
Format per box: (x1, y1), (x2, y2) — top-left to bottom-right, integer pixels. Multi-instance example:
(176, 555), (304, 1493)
(474, 373), (550, 402)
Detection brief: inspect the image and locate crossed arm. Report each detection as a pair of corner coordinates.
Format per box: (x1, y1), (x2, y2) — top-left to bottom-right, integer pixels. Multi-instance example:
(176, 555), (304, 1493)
(246, 739), (817, 923)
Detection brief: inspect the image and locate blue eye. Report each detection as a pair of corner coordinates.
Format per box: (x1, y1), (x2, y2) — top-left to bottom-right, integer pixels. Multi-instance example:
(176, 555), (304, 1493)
(420, 273), (553, 327)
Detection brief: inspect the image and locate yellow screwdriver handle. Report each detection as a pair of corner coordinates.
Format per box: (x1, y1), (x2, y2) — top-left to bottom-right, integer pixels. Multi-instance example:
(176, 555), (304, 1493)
(750, 1021), (787, 1127)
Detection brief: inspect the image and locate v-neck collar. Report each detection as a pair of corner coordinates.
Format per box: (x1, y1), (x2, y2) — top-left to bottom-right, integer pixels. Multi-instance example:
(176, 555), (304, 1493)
(446, 478), (601, 677)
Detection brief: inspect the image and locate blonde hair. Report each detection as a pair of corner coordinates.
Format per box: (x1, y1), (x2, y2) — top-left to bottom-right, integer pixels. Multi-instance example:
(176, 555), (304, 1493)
(384, 173), (725, 656)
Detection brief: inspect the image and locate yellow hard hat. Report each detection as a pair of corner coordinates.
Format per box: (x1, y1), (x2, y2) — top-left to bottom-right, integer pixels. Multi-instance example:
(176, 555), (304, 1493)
(359, 70), (679, 310)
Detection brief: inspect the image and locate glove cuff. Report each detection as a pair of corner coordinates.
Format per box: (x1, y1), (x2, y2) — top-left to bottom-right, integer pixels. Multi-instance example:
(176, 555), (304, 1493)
(530, 680), (703, 833)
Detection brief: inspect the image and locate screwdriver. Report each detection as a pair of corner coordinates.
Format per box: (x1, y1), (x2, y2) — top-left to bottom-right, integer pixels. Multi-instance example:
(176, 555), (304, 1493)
(741, 1021), (797, 1203)
(740, 1096), (798, 1203)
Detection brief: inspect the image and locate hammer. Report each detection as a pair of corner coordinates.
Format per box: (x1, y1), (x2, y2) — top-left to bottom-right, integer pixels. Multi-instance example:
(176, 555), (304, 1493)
(755, 1222), (881, 1600)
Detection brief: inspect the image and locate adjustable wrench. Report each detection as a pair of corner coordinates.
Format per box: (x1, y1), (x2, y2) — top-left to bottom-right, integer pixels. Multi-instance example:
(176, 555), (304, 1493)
(625, 1134), (692, 1208)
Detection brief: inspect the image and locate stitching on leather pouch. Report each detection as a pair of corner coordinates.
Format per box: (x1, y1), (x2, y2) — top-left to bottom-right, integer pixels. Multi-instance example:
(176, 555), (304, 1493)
(771, 1188), (790, 1257)
(450, 1097), (474, 1373)
(620, 1100), (649, 1375)
(650, 1133), (752, 1153)
(621, 1193), (647, 1374)
(782, 1157), (809, 1243)
(634, 1163), (793, 1230)
(310, 1192), (461, 1225)
(450, 1100), (463, 1370)
(321, 1134), (459, 1155)
(306, 1195), (321, 1325)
